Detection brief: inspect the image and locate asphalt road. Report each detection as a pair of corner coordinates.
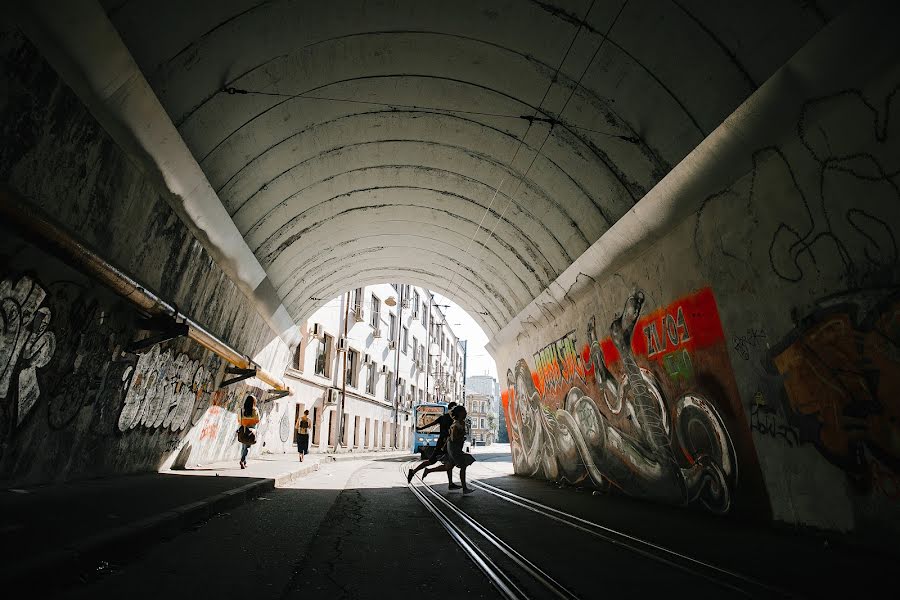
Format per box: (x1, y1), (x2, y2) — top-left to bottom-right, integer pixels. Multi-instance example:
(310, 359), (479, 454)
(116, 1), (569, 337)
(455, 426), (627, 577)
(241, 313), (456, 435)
(60, 455), (499, 600)
(54, 445), (896, 600)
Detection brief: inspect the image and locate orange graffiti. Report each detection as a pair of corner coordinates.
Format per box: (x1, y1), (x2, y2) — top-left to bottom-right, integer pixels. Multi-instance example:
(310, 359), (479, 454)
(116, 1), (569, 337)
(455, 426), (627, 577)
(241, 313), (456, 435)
(772, 297), (900, 473)
(199, 406), (222, 441)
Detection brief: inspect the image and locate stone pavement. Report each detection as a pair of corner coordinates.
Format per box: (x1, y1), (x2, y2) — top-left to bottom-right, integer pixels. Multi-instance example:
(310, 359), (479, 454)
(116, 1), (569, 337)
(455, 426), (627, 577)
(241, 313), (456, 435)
(1, 448), (412, 590)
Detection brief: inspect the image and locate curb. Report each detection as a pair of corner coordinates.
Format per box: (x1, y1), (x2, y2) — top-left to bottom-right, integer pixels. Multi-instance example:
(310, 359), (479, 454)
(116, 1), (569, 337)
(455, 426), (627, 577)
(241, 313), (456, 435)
(1, 478), (275, 591)
(269, 450), (412, 486)
(274, 462), (321, 486)
(313, 450), (413, 463)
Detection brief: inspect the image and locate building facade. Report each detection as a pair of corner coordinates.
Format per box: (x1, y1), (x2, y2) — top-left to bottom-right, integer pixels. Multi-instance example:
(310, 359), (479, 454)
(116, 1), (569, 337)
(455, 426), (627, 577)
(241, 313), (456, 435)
(284, 283), (466, 453)
(465, 392), (495, 444)
(466, 374), (501, 444)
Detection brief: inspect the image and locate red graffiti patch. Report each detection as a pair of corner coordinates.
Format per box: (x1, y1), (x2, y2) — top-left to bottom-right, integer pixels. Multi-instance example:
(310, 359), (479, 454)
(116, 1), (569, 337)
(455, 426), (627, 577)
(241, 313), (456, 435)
(633, 288), (724, 358)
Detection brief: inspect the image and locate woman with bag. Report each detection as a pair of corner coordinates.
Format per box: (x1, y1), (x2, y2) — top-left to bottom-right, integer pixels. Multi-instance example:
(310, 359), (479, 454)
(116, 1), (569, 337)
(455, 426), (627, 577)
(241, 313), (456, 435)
(237, 394), (260, 469)
(296, 409), (311, 462)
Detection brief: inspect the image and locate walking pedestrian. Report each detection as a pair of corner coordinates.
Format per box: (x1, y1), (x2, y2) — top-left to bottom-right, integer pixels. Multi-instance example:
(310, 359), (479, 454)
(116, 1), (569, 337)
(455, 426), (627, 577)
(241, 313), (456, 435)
(297, 409), (311, 461)
(406, 401), (459, 489)
(445, 405), (475, 494)
(237, 394), (260, 469)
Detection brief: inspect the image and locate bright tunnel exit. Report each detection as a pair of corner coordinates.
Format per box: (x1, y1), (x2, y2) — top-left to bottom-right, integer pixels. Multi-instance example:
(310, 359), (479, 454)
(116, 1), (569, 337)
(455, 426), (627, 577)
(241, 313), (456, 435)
(283, 283), (501, 458)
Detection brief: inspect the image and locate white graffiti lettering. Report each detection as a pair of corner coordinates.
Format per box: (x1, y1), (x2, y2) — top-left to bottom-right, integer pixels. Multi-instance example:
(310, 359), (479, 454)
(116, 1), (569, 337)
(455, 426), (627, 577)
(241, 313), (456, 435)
(0, 276), (57, 425)
(117, 345), (212, 432)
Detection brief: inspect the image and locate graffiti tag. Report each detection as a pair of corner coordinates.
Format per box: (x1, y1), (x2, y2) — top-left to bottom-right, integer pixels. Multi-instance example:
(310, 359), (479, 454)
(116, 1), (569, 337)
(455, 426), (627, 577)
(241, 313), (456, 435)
(0, 276), (57, 425)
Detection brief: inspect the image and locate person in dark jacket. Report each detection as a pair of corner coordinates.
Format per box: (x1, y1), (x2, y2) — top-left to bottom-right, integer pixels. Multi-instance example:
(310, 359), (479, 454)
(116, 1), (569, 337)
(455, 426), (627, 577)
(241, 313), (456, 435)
(445, 406), (476, 494)
(406, 402), (458, 488)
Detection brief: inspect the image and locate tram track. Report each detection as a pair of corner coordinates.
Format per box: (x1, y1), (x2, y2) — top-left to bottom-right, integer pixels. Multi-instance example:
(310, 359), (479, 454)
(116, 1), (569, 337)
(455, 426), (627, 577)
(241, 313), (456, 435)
(403, 461), (797, 599)
(469, 479), (794, 598)
(401, 461), (576, 600)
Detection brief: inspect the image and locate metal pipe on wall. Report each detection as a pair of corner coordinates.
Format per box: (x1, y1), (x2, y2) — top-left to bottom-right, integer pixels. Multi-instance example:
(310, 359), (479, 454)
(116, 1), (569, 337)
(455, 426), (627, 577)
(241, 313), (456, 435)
(1, 188), (290, 393)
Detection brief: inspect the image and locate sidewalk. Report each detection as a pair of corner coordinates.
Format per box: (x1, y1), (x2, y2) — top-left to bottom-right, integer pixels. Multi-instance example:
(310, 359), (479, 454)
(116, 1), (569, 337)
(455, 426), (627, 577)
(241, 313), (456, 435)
(166, 448), (412, 486)
(1, 448), (411, 588)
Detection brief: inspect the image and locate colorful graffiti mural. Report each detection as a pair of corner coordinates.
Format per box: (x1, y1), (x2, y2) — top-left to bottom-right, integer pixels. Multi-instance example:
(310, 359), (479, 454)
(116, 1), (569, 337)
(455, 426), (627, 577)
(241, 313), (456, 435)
(768, 289), (900, 498)
(503, 288), (768, 516)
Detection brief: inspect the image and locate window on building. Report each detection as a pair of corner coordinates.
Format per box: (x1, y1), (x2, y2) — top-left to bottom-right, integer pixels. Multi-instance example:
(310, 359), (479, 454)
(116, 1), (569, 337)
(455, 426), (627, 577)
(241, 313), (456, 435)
(401, 326), (409, 354)
(412, 291), (420, 317)
(481, 418), (486, 429)
(390, 313), (397, 341)
(366, 363), (376, 395)
(315, 334), (331, 377)
(412, 337), (419, 361)
(385, 371), (393, 401)
(346, 349), (359, 387)
(411, 384), (416, 404)
(399, 378), (406, 404)
(421, 303), (428, 328)
(350, 287), (363, 315)
(293, 341), (304, 371)
(370, 295), (380, 328)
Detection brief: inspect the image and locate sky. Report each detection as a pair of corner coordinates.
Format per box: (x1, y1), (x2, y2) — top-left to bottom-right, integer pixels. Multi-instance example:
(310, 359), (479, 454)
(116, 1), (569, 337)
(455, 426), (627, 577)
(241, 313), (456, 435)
(432, 293), (498, 382)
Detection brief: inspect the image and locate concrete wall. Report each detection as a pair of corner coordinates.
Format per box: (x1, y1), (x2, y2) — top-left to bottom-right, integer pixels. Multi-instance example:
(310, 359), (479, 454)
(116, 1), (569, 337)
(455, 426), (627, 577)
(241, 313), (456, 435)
(0, 30), (293, 484)
(491, 47), (900, 538)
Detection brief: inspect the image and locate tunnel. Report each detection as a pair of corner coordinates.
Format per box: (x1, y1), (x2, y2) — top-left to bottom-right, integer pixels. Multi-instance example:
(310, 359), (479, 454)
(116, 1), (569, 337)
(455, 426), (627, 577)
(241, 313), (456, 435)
(1, 0), (899, 597)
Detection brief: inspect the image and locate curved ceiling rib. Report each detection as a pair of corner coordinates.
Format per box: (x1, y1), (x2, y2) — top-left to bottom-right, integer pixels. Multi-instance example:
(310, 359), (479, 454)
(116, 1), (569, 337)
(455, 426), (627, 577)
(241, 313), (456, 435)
(276, 233), (532, 309)
(247, 171), (577, 270)
(101, 0), (847, 339)
(236, 149), (593, 251)
(296, 265), (507, 333)
(260, 200), (552, 293)
(224, 116), (612, 230)
(223, 120), (621, 257)
(297, 259), (514, 322)
(196, 73), (648, 209)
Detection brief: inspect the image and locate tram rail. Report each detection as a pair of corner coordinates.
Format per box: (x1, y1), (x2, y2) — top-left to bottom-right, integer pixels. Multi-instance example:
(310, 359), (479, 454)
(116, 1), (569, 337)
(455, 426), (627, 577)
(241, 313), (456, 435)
(470, 480), (793, 597)
(403, 461), (797, 599)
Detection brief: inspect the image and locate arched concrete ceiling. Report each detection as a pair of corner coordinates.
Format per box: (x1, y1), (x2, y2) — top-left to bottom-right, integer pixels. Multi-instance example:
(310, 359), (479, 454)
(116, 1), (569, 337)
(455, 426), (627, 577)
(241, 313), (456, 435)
(101, 0), (846, 337)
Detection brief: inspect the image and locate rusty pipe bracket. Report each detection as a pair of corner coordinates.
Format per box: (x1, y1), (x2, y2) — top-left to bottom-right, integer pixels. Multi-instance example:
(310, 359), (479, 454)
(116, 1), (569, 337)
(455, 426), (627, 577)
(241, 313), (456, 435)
(126, 312), (189, 353)
(266, 388), (291, 400)
(126, 319), (190, 353)
(220, 366), (258, 388)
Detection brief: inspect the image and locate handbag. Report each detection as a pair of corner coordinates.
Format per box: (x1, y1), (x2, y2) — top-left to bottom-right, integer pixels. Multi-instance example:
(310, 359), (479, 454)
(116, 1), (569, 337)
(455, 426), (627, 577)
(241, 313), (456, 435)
(236, 426), (257, 446)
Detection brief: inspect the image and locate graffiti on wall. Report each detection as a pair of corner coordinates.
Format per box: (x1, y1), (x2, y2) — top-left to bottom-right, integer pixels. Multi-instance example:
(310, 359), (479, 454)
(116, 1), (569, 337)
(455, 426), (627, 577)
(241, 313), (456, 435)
(503, 288), (768, 515)
(0, 269), (276, 480)
(532, 331), (590, 397)
(770, 87), (900, 286)
(768, 289), (900, 498)
(117, 344), (216, 432)
(0, 276), (57, 426)
(749, 391), (800, 447)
